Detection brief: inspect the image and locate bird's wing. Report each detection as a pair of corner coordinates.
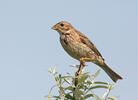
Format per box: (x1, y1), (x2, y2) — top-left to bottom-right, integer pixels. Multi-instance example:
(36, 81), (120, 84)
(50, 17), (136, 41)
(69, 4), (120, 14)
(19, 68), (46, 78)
(76, 30), (104, 60)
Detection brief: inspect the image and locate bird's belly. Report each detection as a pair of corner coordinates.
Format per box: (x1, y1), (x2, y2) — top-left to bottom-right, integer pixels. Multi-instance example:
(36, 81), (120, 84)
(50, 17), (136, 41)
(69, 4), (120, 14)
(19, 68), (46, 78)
(60, 38), (94, 61)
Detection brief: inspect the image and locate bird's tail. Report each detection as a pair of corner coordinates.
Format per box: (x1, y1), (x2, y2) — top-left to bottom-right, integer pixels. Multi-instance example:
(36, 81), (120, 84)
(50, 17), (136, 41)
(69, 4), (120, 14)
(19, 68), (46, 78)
(96, 62), (123, 82)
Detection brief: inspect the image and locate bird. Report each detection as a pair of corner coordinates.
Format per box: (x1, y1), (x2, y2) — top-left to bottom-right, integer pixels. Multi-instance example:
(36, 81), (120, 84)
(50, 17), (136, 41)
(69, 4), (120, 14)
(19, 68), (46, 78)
(52, 21), (122, 82)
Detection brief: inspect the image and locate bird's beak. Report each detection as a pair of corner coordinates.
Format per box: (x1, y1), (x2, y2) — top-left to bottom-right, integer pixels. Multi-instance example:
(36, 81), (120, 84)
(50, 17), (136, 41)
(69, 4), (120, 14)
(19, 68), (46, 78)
(52, 25), (57, 30)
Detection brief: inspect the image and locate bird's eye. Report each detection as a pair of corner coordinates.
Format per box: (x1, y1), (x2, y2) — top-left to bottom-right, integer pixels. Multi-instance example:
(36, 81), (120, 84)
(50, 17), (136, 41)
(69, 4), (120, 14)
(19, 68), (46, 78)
(60, 23), (64, 27)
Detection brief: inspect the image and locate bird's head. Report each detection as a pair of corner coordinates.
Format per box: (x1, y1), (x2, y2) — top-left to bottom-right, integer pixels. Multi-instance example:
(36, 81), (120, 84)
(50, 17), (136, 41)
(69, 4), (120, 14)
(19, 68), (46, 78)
(52, 21), (73, 35)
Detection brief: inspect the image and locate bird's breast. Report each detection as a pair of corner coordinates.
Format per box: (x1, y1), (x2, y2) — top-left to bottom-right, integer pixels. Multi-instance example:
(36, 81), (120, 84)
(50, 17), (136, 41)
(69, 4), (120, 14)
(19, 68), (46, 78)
(60, 34), (94, 61)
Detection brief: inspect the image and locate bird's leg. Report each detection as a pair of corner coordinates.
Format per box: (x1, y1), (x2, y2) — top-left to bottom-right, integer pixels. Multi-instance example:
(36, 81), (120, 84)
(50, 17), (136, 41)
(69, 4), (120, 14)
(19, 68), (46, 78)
(81, 57), (93, 62)
(75, 58), (85, 76)
(74, 59), (84, 89)
(75, 63), (83, 76)
(75, 57), (92, 76)
(74, 57), (92, 91)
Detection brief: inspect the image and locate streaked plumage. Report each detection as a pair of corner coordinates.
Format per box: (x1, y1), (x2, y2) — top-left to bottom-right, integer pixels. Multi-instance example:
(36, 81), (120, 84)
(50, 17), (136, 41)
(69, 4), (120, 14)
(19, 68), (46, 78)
(52, 21), (122, 82)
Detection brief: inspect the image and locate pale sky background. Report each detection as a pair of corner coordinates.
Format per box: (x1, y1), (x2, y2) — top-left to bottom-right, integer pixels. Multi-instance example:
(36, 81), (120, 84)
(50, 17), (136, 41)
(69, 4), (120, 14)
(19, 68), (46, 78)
(0, 0), (138, 100)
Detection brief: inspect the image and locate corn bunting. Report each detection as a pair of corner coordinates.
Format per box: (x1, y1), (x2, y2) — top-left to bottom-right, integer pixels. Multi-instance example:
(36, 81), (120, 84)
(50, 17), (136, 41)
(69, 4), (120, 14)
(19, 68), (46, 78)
(52, 21), (122, 82)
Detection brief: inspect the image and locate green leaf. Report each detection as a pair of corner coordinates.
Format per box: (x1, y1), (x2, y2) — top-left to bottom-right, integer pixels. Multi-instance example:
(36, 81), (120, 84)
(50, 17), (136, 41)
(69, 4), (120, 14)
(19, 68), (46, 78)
(102, 84), (115, 99)
(64, 78), (71, 84)
(85, 80), (92, 85)
(66, 72), (72, 76)
(70, 65), (80, 68)
(53, 96), (60, 99)
(84, 94), (94, 99)
(59, 74), (62, 85)
(61, 76), (72, 78)
(48, 67), (57, 75)
(90, 69), (100, 81)
(106, 98), (114, 100)
(106, 96), (120, 100)
(59, 74), (62, 78)
(77, 84), (88, 90)
(89, 85), (108, 90)
(78, 72), (90, 83)
(64, 86), (73, 91)
(93, 94), (102, 100)
(55, 76), (59, 82)
(44, 94), (53, 98)
(74, 88), (84, 95)
(94, 81), (109, 85)
(65, 94), (74, 99)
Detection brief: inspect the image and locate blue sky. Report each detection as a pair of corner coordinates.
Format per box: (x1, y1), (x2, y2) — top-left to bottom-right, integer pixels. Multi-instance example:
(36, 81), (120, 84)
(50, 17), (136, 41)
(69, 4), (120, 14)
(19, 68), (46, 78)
(0, 0), (138, 100)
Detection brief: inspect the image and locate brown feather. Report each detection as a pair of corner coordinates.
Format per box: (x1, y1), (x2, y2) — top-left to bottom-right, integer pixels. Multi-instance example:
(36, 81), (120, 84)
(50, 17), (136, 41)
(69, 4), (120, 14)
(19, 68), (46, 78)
(75, 30), (104, 60)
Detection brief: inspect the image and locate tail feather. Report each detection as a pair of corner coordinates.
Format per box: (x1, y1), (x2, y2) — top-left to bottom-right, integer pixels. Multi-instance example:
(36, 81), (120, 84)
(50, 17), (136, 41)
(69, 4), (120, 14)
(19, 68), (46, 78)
(97, 62), (123, 82)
